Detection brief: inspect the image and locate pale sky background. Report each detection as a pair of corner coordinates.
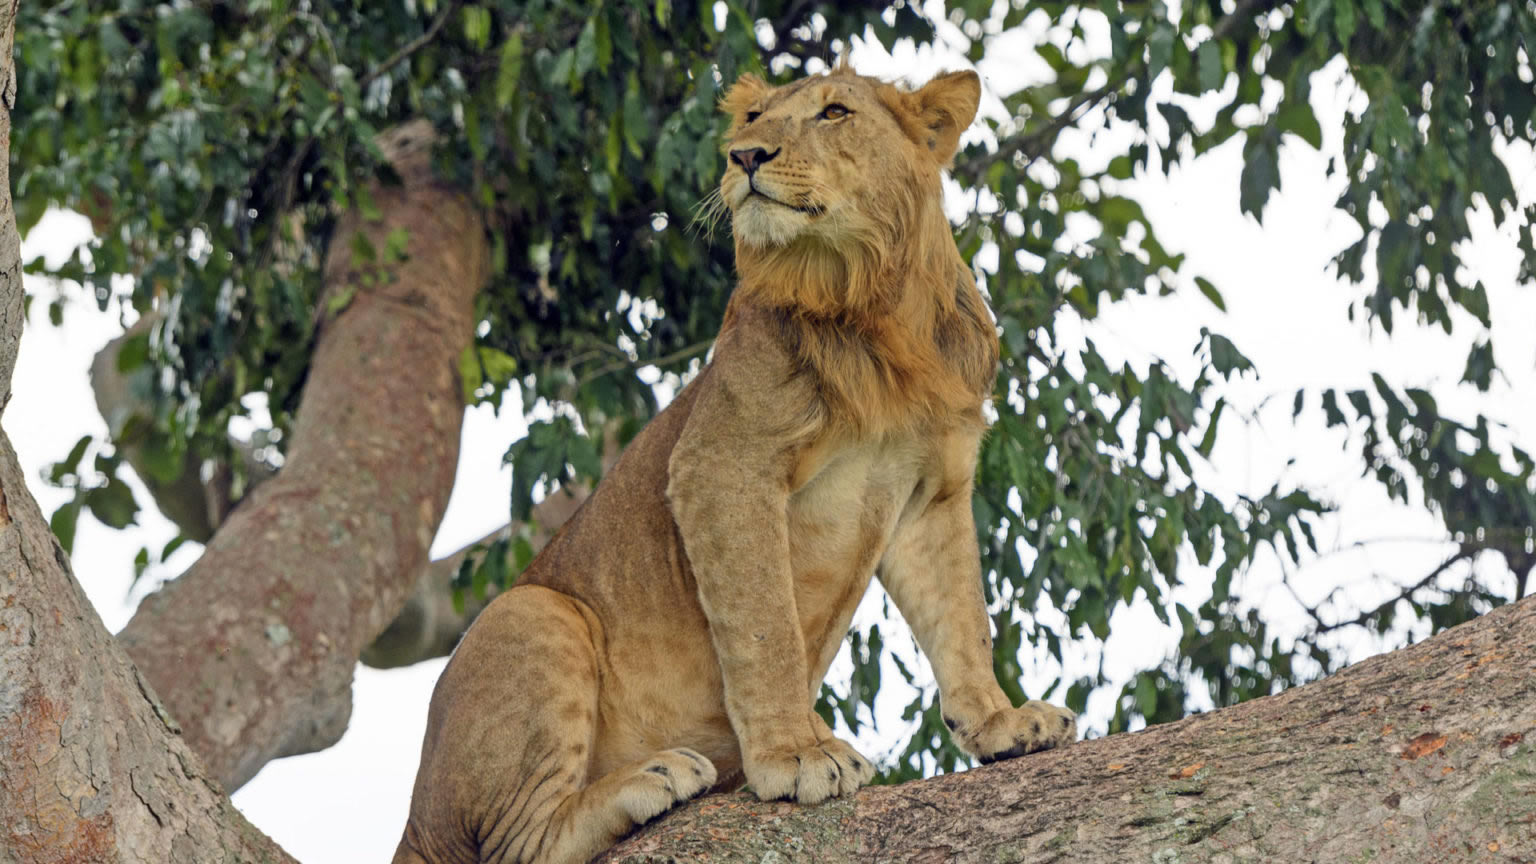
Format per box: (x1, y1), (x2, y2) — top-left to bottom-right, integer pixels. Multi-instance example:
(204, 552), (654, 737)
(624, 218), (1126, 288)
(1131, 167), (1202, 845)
(9, 6), (1536, 862)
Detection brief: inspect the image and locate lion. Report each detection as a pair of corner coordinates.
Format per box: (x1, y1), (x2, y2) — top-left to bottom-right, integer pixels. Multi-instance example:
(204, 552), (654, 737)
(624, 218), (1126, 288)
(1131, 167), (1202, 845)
(392, 65), (1078, 864)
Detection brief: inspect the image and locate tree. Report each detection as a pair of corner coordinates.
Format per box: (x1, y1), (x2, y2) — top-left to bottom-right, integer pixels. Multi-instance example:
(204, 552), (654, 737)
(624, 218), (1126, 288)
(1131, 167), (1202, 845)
(4, 0), (1535, 858)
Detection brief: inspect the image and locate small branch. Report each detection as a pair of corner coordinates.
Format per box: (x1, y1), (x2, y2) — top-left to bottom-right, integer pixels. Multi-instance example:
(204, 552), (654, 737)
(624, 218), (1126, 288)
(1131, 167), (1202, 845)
(574, 339), (713, 391)
(955, 0), (1279, 186)
(360, 0), (462, 90)
(1306, 545), (1481, 636)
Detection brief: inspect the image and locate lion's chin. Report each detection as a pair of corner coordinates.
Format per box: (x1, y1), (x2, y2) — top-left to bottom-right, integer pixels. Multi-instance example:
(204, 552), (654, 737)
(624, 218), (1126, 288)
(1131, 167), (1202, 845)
(731, 197), (812, 248)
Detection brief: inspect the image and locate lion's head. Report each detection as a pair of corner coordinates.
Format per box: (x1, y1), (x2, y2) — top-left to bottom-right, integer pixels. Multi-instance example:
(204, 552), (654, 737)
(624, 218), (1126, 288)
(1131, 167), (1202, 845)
(713, 66), (981, 319)
(709, 66), (996, 431)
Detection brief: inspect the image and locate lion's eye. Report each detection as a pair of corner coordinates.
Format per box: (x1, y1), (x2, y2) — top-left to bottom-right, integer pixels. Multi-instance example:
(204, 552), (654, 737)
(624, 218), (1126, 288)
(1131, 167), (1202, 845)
(745, 111), (762, 124)
(819, 104), (851, 121)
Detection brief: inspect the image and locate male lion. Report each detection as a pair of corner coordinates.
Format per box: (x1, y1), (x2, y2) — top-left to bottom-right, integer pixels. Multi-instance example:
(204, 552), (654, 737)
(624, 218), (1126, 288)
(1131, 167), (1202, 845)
(393, 65), (1077, 864)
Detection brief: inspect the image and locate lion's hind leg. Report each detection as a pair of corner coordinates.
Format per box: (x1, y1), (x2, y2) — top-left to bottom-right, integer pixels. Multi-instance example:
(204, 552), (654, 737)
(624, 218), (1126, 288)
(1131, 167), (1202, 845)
(405, 585), (714, 864)
(534, 747), (717, 863)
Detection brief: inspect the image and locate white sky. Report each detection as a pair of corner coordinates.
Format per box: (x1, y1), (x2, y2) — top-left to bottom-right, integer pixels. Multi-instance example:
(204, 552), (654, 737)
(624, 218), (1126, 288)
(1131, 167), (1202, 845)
(8, 11), (1536, 863)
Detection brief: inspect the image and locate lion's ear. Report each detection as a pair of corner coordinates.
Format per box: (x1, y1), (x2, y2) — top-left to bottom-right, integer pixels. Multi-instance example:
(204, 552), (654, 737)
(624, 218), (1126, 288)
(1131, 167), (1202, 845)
(721, 74), (771, 128)
(909, 70), (981, 166)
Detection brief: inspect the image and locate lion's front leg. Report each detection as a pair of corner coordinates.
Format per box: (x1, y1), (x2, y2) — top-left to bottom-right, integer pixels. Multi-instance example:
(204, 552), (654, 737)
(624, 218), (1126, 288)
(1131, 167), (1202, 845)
(665, 334), (874, 805)
(945, 700), (1078, 762)
(667, 437), (875, 803)
(878, 439), (1078, 764)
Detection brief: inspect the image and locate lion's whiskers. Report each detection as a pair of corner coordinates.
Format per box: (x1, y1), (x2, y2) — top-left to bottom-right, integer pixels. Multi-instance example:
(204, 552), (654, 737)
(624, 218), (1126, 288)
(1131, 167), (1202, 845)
(690, 188), (730, 238)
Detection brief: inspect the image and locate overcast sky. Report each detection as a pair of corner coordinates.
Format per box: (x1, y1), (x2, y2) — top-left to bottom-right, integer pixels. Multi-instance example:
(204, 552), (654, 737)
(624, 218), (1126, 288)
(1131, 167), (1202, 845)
(10, 10), (1536, 863)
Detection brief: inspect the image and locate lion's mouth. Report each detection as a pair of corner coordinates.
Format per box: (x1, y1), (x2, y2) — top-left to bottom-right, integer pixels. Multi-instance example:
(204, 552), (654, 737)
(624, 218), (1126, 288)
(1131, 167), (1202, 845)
(746, 188), (824, 217)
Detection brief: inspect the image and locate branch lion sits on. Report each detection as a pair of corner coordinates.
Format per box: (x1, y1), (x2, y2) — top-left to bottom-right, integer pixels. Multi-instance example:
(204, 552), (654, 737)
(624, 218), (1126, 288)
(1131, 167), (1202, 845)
(393, 64), (1078, 864)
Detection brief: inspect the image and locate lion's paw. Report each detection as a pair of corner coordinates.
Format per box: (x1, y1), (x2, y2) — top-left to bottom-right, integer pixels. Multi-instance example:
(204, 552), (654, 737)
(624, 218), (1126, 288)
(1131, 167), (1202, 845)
(615, 748), (718, 825)
(951, 701), (1077, 764)
(745, 737), (874, 804)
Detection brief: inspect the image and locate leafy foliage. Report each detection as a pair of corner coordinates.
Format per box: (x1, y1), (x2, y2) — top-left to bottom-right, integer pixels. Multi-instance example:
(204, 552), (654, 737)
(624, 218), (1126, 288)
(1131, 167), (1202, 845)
(15, 0), (1536, 782)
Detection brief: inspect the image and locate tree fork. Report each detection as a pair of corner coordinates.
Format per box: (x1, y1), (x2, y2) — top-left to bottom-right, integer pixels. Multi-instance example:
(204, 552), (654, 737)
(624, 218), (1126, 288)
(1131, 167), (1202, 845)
(602, 593), (1536, 863)
(116, 119), (487, 791)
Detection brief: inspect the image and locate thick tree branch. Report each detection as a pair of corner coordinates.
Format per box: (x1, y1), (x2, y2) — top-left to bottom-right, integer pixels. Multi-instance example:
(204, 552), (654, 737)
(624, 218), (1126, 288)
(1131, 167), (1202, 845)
(116, 119), (488, 792)
(602, 592), (1536, 861)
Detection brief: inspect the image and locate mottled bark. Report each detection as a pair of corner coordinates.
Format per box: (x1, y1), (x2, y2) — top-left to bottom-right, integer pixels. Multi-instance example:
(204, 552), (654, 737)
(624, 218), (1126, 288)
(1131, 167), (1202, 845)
(117, 120), (488, 792)
(0, 15), (294, 857)
(0, 437), (297, 864)
(603, 593), (1536, 863)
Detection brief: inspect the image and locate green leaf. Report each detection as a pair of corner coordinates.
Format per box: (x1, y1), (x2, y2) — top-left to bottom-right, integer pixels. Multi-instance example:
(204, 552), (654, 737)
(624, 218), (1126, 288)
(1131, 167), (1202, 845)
(1333, 0), (1357, 47)
(1239, 132), (1280, 221)
(1321, 390), (1347, 427)
(49, 435), (93, 484)
(1196, 40), (1223, 93)
(459, 343), (484, 402)
(462, 6), (491, 51)
(575, 19), (598, 82)
(594, 11), (612, 74)
(116, 331), (151, 373)
(326, 283), (359, 319)
(1274, 101), (1323, 150)
(1194, 276), (1225, 311)
(132, 546), (151, 587)
(495, 31), (525, 109)
(1205, 330), (1255, 378)
(84, 480), (139, 529)
(1375, 220), (1415, 293)
(1461, 341), (1495, 391)
(50, 499), (82, 555)
(1148, 26), (1174, 82)
(383, 227), (410, 263)
(1198, 398), (1225, 458)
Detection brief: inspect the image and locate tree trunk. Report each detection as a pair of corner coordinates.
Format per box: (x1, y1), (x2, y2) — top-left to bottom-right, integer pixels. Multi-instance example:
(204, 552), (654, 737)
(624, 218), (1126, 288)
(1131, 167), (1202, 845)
(601, 593), (1536, 863)
(116, 120), (488, 792)
(0, 9), (295, 856)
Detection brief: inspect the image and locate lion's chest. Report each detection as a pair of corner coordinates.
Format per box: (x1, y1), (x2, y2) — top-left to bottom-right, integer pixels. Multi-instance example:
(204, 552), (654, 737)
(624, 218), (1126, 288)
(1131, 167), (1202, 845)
(786, 437), (927, 686)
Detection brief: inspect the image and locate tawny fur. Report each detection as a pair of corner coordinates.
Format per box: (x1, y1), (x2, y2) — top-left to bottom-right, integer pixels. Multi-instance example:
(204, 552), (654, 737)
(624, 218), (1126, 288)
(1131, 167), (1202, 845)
(393, 66), (1077, 864)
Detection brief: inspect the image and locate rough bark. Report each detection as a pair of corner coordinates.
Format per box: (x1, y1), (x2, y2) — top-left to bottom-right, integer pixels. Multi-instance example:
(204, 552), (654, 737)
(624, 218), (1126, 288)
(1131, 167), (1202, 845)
(116, 120), (488, 792)
(0, 15), (295, 858)
(602, 593), (1536, 863)
(0, 437), (298, 864)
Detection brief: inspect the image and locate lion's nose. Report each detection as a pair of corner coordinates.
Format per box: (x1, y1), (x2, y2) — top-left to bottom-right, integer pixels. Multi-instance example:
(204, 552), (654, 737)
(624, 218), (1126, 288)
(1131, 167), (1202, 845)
(729, 147), (779, 176)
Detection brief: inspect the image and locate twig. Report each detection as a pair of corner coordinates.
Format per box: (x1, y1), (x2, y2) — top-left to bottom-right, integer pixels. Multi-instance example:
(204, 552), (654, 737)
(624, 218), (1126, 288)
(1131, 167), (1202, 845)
(1307, 545), (1481, 636)
(574, 340), (714, 390)
(360, 0), (463, 90)
(955, 0), (1280, 186)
